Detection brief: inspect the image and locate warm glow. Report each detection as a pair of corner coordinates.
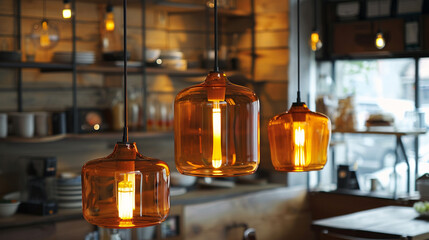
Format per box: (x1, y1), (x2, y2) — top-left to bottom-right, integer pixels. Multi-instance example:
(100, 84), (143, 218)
(310, 31), (322, 51)
(105, 12), (115, 31)
(294, 124), (305, 167)
(311, 32), (319, 42)
(212, 101), (222, 169)
(118, 173), (135, 227)
(375, 33), (385, 49)
(62, 3), (71, 19)
(62, 9), (71, 19)
(40, 21), (50, 47)
(93, 124), (100, 131)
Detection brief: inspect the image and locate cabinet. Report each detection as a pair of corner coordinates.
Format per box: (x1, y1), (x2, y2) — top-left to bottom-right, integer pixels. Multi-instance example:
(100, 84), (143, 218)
(0, 0), (255, 139)
(319, 0), (429, 60)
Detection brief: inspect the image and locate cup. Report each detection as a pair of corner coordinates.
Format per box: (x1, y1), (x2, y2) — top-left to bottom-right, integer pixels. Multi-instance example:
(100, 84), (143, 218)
(0, 113), (7, 138)
(34, 112), (49, 137)
(13, 112), (35, 138)
(52, 112), (67, 135)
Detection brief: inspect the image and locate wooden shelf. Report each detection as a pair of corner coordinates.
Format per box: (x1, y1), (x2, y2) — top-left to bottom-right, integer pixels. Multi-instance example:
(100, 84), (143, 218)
(333, 128), (427, 136)
(0, 62), (73, 70)
(0, 131), (173, 143)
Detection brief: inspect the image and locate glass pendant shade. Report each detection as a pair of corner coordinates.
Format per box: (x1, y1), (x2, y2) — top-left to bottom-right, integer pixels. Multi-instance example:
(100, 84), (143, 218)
(31, 20), (59, 50)
(174, 71), (260, 177)
(82, 143), (170, 228)
(268, 102), (331, 172)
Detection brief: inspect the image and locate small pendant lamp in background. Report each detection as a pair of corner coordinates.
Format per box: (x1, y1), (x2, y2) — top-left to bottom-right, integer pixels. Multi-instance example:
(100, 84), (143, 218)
(174, 0), (260, 177)
(81, 0), (170, 229)
(268, 0), (331, 172)
(105, 4), (115, 32)
(374, 0), (386, 50)
(62, 0), (72, 19)
(310, 0), (322, 51)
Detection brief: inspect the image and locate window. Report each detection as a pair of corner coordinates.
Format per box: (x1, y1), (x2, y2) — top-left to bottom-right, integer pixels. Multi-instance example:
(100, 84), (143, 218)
(315, 58), (426, 195)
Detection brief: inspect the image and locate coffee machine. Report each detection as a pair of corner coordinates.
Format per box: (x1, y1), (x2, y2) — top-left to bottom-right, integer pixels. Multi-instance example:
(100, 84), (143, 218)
(19, 156), (58, 215)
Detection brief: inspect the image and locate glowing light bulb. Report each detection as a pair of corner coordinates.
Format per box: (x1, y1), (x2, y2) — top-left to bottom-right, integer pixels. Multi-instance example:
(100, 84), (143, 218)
(117, 173), (135, 227)
(62, 2), (71, 19)
(40, 20), (51, 47)
(294, 124), (305, 167)
(105, 9), (115, 32)
(375, 32), (385, 50)
(93, 124), (100, 131)
(212, 101), (222, 169)
(310, 31), (322, 51)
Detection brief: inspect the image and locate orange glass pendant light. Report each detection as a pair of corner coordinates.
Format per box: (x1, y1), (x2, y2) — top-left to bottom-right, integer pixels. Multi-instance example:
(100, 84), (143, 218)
(81, 0), (170, 229)
(268, 0), (331, 172)
(174, 1), (260, 177)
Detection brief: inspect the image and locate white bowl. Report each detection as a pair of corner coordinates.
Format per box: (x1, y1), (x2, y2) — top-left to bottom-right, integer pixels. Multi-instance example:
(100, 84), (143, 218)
(145, 49), (161, 62)
(0, 201), (20, 217)
(170, 172), (197, 187)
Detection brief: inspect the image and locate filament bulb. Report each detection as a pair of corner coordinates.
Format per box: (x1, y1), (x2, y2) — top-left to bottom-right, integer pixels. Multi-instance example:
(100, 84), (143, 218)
(117, 173), (135, 227)
(212, 101), (222, 169)
(294, 124), (305, 167)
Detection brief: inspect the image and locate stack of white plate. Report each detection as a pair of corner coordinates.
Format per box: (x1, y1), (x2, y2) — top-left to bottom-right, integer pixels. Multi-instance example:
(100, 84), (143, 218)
(56, 175), (82, 209)
(52, 51), (95, 64)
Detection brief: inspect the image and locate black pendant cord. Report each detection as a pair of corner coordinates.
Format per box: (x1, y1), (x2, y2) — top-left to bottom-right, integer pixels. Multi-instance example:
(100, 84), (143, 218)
(313, 0), (317, 32)
(213, 0), (219, 72)
(296, 0), (301, 103)
(122, 0), (129, 143)
(377, 0), (381, 32)
(43, 0), (46, 20)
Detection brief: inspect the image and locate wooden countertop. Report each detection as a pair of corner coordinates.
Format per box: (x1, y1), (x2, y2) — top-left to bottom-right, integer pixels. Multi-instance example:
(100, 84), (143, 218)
(312, 206), (429, 240)
(0, 183), (284, 230)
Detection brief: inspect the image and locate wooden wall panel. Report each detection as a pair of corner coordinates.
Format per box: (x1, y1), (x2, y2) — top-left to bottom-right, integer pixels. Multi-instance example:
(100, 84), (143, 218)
(255, 0), (289, 14)
(255, 12), (289, 31)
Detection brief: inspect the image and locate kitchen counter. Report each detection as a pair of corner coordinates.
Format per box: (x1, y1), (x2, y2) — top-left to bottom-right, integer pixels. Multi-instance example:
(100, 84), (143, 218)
(0, 183), (284, 230)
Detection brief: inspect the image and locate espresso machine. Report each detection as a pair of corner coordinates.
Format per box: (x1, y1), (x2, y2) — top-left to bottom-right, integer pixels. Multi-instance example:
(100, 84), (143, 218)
(19, 156), (58, 215)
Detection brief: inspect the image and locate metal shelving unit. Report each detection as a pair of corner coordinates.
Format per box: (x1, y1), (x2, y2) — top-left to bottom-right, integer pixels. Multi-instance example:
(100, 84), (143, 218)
(0, 0), (256, 140)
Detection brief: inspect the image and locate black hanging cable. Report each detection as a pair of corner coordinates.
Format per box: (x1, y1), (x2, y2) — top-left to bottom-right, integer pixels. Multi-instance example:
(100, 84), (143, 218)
(43, 0), (46, 19)
(296, 0), (301, 103)
(313, 0), (317, 32)
(214, 0), (219, 72)
(122, 0), (129, 143)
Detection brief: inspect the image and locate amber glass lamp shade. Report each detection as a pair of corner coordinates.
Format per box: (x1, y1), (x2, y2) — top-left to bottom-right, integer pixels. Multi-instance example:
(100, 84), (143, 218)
(82, 143), (170, 228)
(268, 102), (331, 172)
(174, 71), (260, 177)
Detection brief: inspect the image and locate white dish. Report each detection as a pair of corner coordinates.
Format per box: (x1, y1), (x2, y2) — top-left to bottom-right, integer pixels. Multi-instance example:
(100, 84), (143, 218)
(57, 190), (82, 195)
(59, 201), (82, 208)
(57, 185), (81, 191)
(57, 195), (82, 201)
(0, 201), (20, 217)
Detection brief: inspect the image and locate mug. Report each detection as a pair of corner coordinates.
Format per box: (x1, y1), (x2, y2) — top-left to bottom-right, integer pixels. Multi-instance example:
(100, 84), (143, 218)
(0, 113), (7, 138)
(34, 112), (49, 137)
(13, 112), (35, 138)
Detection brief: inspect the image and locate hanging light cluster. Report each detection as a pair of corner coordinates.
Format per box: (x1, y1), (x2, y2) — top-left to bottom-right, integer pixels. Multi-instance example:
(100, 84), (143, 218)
(81, 0), (170, 229)
(174, 0), (260, 177)
(268, 0), (331, 172)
